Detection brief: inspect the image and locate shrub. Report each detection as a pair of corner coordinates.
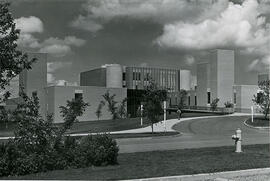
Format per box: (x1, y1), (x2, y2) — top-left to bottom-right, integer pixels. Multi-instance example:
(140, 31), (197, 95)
(80, 134), (119, 166)
(210, 98), (219, 111)
(224, 101), (234, 108)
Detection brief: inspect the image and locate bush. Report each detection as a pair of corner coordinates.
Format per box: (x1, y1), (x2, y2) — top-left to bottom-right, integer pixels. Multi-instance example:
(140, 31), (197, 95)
(210, 98), (219, 111)
(80, 134), (119, 166)
(0, 93), (118, 177)
(224, 101), (234, 108)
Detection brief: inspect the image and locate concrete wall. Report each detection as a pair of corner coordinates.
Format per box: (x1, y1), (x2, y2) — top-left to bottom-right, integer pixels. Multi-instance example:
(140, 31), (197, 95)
(216, 50), (234, 107)
(233, 85), (259, 113)
(197, 63), (209, 107)
(19, 53), (47, 119)
(80, 68), (106, 87)
(46, 86), (127, 123)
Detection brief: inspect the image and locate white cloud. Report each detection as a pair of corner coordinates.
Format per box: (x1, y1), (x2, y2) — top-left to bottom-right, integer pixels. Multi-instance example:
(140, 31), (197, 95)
(15, 16), (43, 34)
(156, 0), (270, 54)
(71, 0), (229, 32)
(184, 55), (195, 66)
(15, 17), (86, 57)
(47, 62), (72, 73)
(71, 15), (103, 32)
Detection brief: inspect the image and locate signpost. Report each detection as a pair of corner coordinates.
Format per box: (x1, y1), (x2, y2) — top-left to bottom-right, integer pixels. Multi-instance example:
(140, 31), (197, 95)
(140, 104), (143, 126)
(163, 101), (166, 132)
(251, 106), (254, 123)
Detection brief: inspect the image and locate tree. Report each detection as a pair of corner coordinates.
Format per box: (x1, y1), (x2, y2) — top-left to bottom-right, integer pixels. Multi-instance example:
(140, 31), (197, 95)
(178, 89), (188, 109)
(118, 98), (127, 118)
(253, 80), (269, 120)
(102, 91), (118, 119)
(95, 101), (105, 120)
(210, 98), (219, 111)
(56, 97), (89, 146)
(0, 2), (35, 103)
(143, 80), (167, 133)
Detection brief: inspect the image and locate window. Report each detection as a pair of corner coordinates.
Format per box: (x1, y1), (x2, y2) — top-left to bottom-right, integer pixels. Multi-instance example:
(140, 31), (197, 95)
(195, 96), (197, 106)
(122, 72), (126, 81)
(233, 92), (237, 104)
(75, 93), (83, 100)
(133, 72), (136, 80)
(32, 91), (37, 97)
(257, 92), (263, 104)
(188, 96), (190, 106)
(207, 92), (211, 104)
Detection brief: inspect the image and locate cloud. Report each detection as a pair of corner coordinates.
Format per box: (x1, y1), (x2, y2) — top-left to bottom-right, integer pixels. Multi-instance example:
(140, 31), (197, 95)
(15, 17), (86, 57)
(15, 16), (43, 33)
(156, 0), (270, 53)
(71, 0), (229, 32)
(184, 55), (195, 66)
(47, 62), (72, 73)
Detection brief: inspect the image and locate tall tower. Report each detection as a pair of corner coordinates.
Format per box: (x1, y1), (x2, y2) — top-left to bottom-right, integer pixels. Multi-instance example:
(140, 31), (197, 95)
(197, 49), (234, 107)
(19, 52), (47, 117)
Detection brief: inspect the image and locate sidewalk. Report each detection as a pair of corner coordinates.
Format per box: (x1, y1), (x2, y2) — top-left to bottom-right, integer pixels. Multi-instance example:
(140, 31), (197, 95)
(68, 112), (251, 136)
(126, 167), (270, 181)
(0, 112), (253, 140)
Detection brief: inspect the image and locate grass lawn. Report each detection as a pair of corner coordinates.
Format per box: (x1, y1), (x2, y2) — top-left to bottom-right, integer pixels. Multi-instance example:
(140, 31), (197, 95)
(5, 144), (270, 180)
(246, 116), (270, 127)
(0, 112), (218, 137)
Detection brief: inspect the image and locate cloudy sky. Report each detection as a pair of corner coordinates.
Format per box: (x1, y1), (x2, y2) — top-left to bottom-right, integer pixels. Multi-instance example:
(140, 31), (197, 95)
(10, 0), (270, 86)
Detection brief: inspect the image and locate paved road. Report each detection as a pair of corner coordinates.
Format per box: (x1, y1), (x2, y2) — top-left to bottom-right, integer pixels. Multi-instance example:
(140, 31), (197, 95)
(117, 116), (269, 153)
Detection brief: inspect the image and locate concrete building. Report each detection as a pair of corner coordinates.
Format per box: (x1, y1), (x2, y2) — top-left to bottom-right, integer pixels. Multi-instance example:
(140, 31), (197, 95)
(45, 86), (127, 122)
(196, 49), (234, 107)
(80, 64), (192, 116)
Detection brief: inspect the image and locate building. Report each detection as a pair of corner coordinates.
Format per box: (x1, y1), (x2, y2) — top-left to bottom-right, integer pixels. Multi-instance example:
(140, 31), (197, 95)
(80, 64), (192, 116)
(196, 49), (234, 108)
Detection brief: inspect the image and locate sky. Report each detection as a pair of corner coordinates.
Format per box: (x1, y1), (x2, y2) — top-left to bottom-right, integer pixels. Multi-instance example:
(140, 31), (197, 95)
(9, 0), (270, 87)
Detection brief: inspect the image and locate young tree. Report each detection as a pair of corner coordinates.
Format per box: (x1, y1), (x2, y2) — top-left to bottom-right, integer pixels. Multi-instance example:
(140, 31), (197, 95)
(0, 2), (35, 103)
(118, 98), (127, 118)
(56, 97), (89, 145)
(102, 91), (118, 119)
(253, 80), (269, 120)
(178, 89), (188, 109)
(95, 101), (105, 120)
(143, 80), (167, 133)
(210, 98), (219, 111)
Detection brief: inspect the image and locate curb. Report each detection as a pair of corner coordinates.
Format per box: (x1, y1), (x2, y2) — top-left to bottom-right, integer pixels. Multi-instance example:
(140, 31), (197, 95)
(123, 167), (270, 181)
(244, 119), (270, 130)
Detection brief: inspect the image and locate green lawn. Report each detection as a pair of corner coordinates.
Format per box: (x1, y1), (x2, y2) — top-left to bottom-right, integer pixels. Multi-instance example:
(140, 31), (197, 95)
(0, 112), (218, 137)
(5, 144), (270, 180)
(246, 116), (270, 127)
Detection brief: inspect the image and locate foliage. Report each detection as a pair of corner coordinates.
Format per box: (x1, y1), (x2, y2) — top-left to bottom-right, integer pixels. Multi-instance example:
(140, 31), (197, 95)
(224, 101), (234, 108)
(0, 2), (35, 103)
(79, 134), (119, 166)
(252, 80), (270, 120)
(117, 98), (127, 118)
(143, 80), (167, 133)
(0, 93), (119, 177)
(210, 98), (219, 111)
(102, 91), (118, 119)
(177, 89), (188, 109)
(95, 101), (105, 120)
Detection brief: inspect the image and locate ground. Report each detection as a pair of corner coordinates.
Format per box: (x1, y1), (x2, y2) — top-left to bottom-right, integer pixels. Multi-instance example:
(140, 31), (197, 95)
(0, 112), (218, 137)
(117, 115), (269, 153)
(4, 144), (269, 180)
(245, 116), (269, 127)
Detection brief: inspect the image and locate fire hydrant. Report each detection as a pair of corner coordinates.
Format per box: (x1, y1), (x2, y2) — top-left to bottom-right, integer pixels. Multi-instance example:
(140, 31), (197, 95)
(232, 128), (242, 153)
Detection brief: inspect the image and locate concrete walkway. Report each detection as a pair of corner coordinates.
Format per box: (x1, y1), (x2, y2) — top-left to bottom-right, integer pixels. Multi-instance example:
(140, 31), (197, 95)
(68, 112), (253, 136)
(125, 167), (270, 181)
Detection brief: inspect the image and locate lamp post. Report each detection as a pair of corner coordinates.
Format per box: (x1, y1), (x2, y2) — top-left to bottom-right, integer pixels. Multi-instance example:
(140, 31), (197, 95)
(163, 101), (166, 132)
(251, 106), (254, 123)
(140, 104), (143, 126)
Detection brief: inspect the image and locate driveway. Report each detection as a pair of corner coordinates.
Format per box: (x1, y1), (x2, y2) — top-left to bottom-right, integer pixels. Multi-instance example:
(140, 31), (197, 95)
(117, 115), (269, 153)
